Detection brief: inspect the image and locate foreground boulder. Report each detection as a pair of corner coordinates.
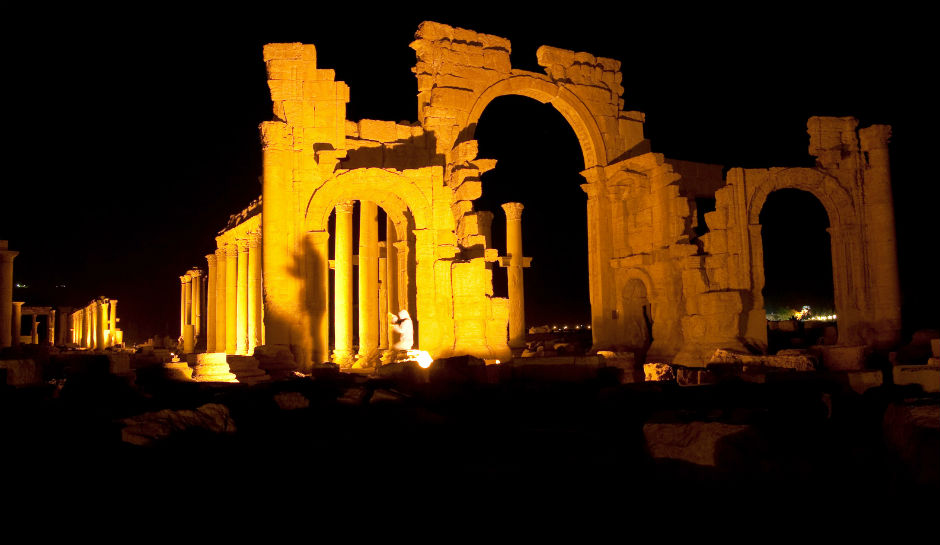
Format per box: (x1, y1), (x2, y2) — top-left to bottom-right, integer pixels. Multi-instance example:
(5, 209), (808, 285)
(121, 403), (236, 446)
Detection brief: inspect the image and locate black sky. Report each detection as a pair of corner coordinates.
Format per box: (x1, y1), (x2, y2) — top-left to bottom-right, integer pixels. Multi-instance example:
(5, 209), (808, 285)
(2, 6), (935, 342)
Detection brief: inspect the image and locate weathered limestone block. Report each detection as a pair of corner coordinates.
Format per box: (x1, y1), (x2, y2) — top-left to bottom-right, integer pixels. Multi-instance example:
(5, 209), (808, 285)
(644, 362), (675, 382)
(226, 355), (271, 385)
(0, 359), (40, 386)
(816, 345), (869, 371)
(162, 360), (193, 381)
(836, 370), (884, 395)
(892, 363), (940, 393)
(676, 367), (718, 386)
(882, 402), (939, 486)
(121, 403), (236, 447)
(643, 421), (754, 467)
(707, 348), (817, 372)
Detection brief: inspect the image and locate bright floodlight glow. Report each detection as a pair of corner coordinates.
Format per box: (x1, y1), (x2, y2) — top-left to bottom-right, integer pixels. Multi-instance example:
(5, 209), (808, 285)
(416, 351), (433, 369)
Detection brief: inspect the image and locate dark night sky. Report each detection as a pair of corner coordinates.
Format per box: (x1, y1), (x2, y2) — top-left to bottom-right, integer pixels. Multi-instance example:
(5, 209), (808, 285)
(1, 6), (935, 342)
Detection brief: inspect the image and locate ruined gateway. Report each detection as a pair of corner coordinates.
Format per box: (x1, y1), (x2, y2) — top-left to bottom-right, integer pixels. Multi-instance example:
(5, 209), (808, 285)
(186, 21), (900, 372)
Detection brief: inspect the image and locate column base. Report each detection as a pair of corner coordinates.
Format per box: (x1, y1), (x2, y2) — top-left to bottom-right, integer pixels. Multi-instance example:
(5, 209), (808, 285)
(332, 349), (356, 368)
(226, 355), (271, 385)
(187, 352), (238, 383)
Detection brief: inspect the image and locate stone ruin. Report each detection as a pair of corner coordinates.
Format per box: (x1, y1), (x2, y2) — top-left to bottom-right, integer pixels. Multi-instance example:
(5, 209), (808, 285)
(177, 21), (901, 372)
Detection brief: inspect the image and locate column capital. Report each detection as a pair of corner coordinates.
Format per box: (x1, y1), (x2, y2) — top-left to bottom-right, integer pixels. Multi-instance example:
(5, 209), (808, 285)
(248, 229), (263, 247)
(189, 268), (204, 278)
(581, 182), (601, 199)
(237, 238), (250, 253)
(335, 201), (355, 214)
(12, 301), (24, 309)
(206, 254), (218, 266)
(180, 273), (192, 284)
(224, 240), (238, 256)
(0, 249), (18, 263)
(859, 124), (892, 151)
(501, 202), (524, 221)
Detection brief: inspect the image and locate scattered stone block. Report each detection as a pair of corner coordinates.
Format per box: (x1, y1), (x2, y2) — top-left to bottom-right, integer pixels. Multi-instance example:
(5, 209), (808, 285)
(254, 345), (296, 380)
(643, 421), (753, 466)
(816, 345), (869, 371)
(0, 359), (40, 386)
(226, 355), (271, 385)
(836, 370), (884, 394)
(708, 348), (816, 372)
(676, 367), (717, 386)
(274, 391), (310, 410)
(892, 363), (940, 393)
(121, 403), (236, 446)
(162, 360), (193, 381)
(883, 402), (939, 486)
(644, 362), (675, 382)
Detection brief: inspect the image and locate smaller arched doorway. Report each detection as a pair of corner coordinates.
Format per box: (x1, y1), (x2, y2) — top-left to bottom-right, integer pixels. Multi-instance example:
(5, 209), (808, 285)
(620, 277), (653, 362)
(758, 188), (837, 351)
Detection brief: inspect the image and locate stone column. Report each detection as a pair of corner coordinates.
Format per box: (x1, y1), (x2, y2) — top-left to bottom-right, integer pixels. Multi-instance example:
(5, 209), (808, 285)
(97, 301), (107, 349)
(58, 307), (70, 346)
(225, 241), (238, 354)
(236, 238), (249, 355)
(859, 125), (902, 348)
(191, 270), (203, 340)
(109, 300), (117, 347)
(12, 302), (23, 347)
(31, 314), (38, 344)
(205, 254), (217, 352)
(333, 201), (355, 363)
(379, 247), (388, 350)
(393, 240), (410, 316)
(305, 230), (330, 367)
(386, 218), (399, 316)
(0, 241), (17, 348)
(180, 274), (188, 339)
(215, 245), (227, 352)
(501, 202), (529, 349)
(48, 310), (56, 346)
(182, 273), (193, 339)
(358, 201), (379, 358)
(247, 230), (263, 355)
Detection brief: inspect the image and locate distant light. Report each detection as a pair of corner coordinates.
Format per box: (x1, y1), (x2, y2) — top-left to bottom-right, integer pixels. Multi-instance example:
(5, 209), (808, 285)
(15, 283), (27, 288)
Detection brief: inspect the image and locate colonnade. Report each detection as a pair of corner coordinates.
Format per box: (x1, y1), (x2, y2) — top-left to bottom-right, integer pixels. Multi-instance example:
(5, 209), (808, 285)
(69, 297), (121, 349)
(188, 227), (263, 355)
(330, 200), (409, 366)
(178, 267), (205, 352)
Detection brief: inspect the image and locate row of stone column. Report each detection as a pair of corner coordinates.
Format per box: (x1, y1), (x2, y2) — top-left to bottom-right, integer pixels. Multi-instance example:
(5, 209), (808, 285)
(331, 201), (409, 365)
(178, 268), (204, 352)
(188, 229), (262, 355)
(70, 298), (120, 350)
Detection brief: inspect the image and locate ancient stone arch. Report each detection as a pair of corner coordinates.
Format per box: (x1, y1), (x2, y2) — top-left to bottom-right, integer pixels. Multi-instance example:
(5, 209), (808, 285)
(243, 26), (899, 372)
(460, 74), (609, 169)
